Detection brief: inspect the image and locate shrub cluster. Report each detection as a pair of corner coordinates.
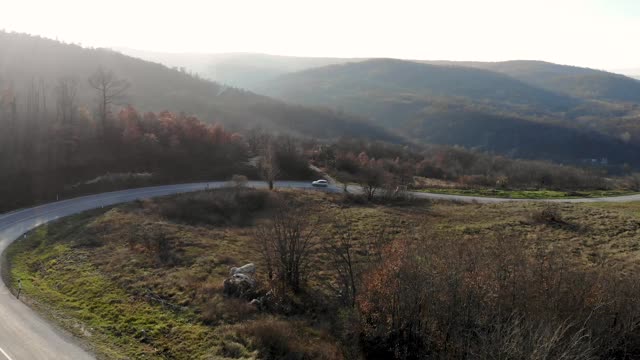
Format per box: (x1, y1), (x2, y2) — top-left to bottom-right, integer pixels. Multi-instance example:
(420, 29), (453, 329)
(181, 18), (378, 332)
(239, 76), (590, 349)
(355, 235), (640, 359)
(157, 188), (270, 226)
(311, 138), (613, 192)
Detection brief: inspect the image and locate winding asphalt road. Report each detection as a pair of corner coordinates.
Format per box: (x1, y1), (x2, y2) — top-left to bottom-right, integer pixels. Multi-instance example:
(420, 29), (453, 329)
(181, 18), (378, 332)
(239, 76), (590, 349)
(1, 181), (640, 359)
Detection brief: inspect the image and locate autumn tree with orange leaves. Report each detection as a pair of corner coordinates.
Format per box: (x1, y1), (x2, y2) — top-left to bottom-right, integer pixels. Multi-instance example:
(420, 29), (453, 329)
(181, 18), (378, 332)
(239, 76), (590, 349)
(0, 100), (249, 211)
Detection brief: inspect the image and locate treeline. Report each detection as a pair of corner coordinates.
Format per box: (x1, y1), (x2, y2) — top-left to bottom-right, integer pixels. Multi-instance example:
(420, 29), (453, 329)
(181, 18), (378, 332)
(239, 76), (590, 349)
(0, 82), (250, 211)
(0, 52), (333, 212)
(311, 139), (614, 192)
(0, 67), (355, 212)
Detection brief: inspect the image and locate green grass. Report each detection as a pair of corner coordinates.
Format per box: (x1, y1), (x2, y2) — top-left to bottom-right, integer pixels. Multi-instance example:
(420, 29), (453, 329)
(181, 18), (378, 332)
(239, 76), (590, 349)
(415, 187), (638, 199)
(4, 190), (344, 360)
(5, 211), (228, 360)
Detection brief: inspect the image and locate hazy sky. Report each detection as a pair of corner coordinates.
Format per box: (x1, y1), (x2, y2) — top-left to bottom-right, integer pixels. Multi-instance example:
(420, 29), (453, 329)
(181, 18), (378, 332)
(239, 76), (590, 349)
(2, 0), (639, 71)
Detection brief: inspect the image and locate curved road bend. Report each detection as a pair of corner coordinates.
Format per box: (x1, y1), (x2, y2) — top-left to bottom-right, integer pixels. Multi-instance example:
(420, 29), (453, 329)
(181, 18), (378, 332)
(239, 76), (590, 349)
(0, 181), (316, 360)
(1, 181), (640, 359)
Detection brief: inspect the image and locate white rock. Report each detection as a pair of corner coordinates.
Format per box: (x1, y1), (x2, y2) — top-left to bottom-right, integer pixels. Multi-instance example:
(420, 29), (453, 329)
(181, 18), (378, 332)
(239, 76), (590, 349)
(230, 263), (256, 276)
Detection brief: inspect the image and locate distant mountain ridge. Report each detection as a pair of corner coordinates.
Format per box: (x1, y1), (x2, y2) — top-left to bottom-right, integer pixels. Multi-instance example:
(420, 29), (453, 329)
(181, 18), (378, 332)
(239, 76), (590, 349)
(5, 37), (639, 167)
(435, 60), (640, 103)
(112, 49), (640, 167)
(257, 58), (640, 166)
(259, 58), (578, 112)
(115, 48), (360, 90)
(117, 49), (640, 103)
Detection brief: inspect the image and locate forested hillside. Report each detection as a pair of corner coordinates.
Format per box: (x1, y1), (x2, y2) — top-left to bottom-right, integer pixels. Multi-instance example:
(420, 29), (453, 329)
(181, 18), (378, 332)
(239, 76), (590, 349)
(449, 60), (640, 103)
(0, 31), (398, 211)
(121, 50), (640, 105)
(117, 51), (640, 160)
(260, 59), (640, 166)
(0, 31), (394, 141)
(2, 31), (638, 211)
(260, 58), (577, 111)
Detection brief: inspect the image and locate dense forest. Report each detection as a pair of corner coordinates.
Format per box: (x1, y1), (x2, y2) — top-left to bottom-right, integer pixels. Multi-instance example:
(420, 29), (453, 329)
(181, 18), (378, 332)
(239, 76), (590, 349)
(0, 101), (249, 211)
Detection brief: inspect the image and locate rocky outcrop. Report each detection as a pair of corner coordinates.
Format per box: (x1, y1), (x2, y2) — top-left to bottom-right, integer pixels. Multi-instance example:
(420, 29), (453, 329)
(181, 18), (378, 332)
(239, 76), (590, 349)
(250, 290), (274, 311)
(230, 263), (256, 277)
(222, 263), (275, 310)
(223, 263), (257, 299)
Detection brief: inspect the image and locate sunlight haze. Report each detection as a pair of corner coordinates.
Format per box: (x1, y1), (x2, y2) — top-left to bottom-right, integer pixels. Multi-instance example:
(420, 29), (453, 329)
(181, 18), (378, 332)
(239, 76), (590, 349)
(2, 0), (639, 71)
(5, 1), (640, 358)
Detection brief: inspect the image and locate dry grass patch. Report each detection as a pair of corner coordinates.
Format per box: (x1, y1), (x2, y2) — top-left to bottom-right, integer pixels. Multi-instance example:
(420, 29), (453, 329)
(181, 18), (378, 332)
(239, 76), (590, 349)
(6, 188), (640, 359)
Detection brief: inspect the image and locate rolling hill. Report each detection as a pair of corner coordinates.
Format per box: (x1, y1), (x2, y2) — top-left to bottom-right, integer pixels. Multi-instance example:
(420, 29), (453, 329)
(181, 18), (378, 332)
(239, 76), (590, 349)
(118, 50), (640, 105)
(259, 58), (640, 166)
(0, 31), (395, 141)
(456, 60), (640, 103)
(6, 35), (640, 167)
(115, 49), (358, 90)
(259, 58), (578, 112)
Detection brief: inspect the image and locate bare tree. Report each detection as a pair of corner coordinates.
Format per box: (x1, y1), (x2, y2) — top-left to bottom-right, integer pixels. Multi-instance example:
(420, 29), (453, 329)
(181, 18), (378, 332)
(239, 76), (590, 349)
(255, 202), (317, 293)
(245, 127), (269, 155)
(40, 78), (47, 121)
(55, 77), (78, 125)
(26, 78), (41, 123)
(55, 77), (79, 158)
(627, 173), (640, 191)
(6, 91), (17, 129)
(380, 174), (411, 202)
(324, 218), (358, 307)
(335, 171), (355, 193)
(357, 165), (386, 201)
(7, 94), (17, 139)
(325, 220), (393, 307)
(88, 67), (129, 134)
(259, 140), (280, 190)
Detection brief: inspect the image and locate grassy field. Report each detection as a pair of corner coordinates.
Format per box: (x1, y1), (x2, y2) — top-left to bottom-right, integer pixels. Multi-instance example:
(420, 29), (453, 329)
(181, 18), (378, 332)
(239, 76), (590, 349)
(5, 188), (640, 359)
(415, 187), (638, 199)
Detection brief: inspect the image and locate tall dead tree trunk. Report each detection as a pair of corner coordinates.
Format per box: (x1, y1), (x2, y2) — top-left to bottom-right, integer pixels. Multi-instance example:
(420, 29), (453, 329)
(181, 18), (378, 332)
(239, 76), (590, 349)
(88, 67), (129, 138)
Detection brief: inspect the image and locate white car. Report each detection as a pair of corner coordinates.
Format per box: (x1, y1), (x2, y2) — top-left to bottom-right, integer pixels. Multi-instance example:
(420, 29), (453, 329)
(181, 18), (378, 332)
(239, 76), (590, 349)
(312, 179), (329, 187)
